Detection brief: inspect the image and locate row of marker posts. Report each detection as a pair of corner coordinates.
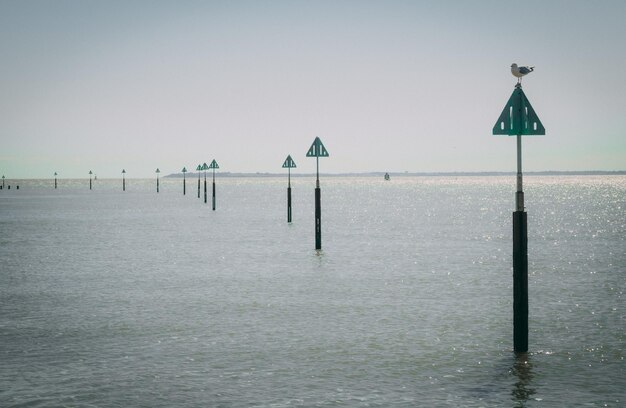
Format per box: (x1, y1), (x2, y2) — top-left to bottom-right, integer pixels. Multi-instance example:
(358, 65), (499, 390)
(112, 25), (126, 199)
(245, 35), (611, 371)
(57, 164), (214, 204)
(15, 93), (540, 354)
(19, 136), (326, 248)
(0, 175), (19, 190)
(22, 137), (330, 248)
(281, 136), (329, 251)
(189, 160), (220, 210)
(155, 161), (219, 211)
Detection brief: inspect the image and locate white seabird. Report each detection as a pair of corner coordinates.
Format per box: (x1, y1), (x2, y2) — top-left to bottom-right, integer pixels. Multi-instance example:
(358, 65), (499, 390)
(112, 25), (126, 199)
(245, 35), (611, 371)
(511, 63), (534, 83)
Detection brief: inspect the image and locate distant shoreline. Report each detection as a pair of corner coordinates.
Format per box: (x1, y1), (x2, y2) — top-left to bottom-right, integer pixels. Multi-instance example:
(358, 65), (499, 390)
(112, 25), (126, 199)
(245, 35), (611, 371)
(4, 171), (625, 180)
(164, 170), (626, 178)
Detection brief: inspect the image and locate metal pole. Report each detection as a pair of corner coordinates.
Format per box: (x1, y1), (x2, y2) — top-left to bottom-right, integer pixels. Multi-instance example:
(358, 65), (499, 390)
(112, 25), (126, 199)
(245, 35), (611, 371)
(90, 176), (92, 190)
(516, 134), (524, 212)
(157, 174), (159, 193)
(204, 170), (207, 204)
(316, 156), (320, 189)
(315, 156), (321, 249)
(123, 174), (125, 191)
(183, 173), (186, 195)
(54, 176), (57, 189)
(197, 171), (200, 198)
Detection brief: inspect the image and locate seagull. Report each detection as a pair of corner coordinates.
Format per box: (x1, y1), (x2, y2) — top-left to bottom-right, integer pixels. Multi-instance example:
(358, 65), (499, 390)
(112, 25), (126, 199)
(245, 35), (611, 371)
(511, 63), (534, 83)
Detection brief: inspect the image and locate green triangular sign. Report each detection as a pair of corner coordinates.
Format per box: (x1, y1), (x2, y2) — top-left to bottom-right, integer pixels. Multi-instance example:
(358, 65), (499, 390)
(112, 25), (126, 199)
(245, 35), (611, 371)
(493, 86), (545, 136)
(196, 164), (202, 171)
(306, 137), (329, 157)
(201, 163), (209, 170)
(209, 160), (219, 169)
(182, 167), (187, 173)
(282, 155), (297, 168)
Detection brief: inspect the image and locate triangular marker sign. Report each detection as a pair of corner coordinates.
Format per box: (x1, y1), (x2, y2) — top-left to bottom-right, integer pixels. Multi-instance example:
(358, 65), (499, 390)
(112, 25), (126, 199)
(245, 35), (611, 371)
(282, 155), (297, 168)
(209, 160), (219, 169)
(306, 137), (329, 157)
(493, 86), (545, 136)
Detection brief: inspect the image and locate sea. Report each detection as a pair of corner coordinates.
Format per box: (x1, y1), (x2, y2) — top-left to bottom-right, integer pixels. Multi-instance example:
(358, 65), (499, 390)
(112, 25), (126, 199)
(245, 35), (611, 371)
(1, 175), (624, 407)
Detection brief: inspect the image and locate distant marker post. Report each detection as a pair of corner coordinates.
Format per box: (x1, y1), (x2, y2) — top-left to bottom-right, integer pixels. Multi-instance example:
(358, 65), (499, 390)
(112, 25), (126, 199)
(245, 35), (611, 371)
(54, 172), (58, 189)
(493, 82), (545, 353)
(182, 167), (187, 195)
(1, 175), (4, 189)
(306, 137), (329, 250)
(282, 155), (297, 223)
(122, 169), (126, 191)
(156, 168), (160, 193)
(196, 164), (202, 198)
(209, 160), (219, 210)
(89, 170), (93, 190)
(202, 162), (209, 204)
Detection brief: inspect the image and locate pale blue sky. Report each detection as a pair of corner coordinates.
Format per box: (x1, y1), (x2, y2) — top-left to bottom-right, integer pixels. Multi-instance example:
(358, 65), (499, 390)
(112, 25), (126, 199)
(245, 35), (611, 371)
(1, 0), (625, 178)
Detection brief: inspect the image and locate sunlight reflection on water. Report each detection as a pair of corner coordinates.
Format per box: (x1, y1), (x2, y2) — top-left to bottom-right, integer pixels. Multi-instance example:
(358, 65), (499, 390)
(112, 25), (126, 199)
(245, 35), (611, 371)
(1, 176), (624, 406)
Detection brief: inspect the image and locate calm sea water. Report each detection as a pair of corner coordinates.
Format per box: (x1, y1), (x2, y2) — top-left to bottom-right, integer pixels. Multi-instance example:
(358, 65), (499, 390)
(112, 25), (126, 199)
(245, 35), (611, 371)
(1, 176), (624, 407)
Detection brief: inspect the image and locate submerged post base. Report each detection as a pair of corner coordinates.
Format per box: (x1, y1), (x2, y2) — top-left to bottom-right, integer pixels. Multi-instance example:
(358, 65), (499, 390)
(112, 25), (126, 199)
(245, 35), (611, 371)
(315, 187), (321, 250)
(513, 210), (528, 352)
(212, 182), (216, 211)
(287, 187), (292, 223)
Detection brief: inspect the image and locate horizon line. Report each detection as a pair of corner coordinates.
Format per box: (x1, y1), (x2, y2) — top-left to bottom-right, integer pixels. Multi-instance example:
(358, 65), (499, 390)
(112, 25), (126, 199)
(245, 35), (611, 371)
(3, 170), (626, 180)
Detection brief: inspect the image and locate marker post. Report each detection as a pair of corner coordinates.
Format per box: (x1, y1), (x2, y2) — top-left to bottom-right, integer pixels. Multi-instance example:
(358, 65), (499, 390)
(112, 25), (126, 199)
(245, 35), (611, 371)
(182, 167), (187, 195)
(209, 160), (219, 211)
(282, 155), (297, 223)
(202, 162), (209, 204)
(306, 137), (329, 250)
(493, 82), (545, 353)
(196, 164), (202, 198)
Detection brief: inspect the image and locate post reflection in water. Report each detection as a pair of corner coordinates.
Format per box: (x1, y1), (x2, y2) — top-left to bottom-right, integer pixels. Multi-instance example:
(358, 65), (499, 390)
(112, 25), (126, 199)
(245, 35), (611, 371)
(511, 352), (535, 405)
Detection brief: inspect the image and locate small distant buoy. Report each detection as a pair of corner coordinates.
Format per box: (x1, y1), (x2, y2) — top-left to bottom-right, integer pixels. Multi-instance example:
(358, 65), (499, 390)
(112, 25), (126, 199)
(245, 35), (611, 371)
(16, 185), (19, 190)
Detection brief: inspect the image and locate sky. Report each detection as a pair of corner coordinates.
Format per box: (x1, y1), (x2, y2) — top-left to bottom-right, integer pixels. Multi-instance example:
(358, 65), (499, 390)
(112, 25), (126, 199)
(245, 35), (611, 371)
(1, 0), (625, 178)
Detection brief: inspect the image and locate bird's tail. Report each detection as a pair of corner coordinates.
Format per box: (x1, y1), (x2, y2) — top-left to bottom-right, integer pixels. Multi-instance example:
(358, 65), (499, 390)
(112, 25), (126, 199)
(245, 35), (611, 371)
(529, 66), (535, 71)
